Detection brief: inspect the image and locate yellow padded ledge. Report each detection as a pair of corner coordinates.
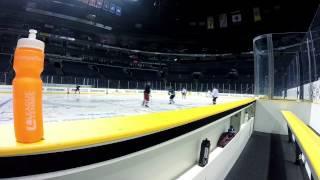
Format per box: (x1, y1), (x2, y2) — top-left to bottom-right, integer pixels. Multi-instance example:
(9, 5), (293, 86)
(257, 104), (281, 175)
(281, 111), (320, 179)
(0, 98), (254, 157)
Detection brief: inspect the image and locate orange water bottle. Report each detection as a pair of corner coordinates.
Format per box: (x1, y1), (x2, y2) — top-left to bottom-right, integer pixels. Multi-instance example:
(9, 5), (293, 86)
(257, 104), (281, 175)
(13, 29), (45, 143)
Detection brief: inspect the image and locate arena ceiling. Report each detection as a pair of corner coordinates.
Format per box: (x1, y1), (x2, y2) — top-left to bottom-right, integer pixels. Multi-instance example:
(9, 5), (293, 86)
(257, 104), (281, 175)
(0, 0), (318, 54)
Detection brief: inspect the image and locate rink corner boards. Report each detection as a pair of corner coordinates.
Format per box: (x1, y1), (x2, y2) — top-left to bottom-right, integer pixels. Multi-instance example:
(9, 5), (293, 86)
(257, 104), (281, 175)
(0, 98), (255, 178)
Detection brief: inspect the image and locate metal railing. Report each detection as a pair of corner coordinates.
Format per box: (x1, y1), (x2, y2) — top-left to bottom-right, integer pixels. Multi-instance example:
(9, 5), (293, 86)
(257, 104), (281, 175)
(0, 72), (254, 94)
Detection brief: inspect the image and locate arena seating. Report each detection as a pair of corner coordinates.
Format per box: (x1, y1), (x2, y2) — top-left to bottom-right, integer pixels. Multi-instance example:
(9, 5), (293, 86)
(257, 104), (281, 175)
(62, 62), (100, 78)
(43, 61), (57, 76)
(0, 23), (254, 89)
(0, 55), (12, 73)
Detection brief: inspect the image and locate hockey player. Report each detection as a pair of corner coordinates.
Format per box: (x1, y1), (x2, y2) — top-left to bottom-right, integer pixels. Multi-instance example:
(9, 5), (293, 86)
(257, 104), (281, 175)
(75, 85), (80, 94)
(212, 87), (219, 104)
(207, 89), (212, 97)
(168, 87), (176, 104)
(142, 82), (151, 107)
(181, 87), (187, 99)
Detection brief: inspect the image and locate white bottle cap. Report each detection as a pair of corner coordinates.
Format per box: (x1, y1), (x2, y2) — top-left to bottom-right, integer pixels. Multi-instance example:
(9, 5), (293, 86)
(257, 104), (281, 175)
(16, 29), (45, 52)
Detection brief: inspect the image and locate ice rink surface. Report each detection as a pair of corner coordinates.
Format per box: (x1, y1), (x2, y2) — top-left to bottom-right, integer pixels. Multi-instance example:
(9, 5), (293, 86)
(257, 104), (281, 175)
(0, 93), (246, 124)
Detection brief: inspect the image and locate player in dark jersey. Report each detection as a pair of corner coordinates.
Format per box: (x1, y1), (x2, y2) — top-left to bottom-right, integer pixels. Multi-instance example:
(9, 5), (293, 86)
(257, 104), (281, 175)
(142, 82), (151, 107)
(168, 87), (175, 104)
(75, 85), (80, 94)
